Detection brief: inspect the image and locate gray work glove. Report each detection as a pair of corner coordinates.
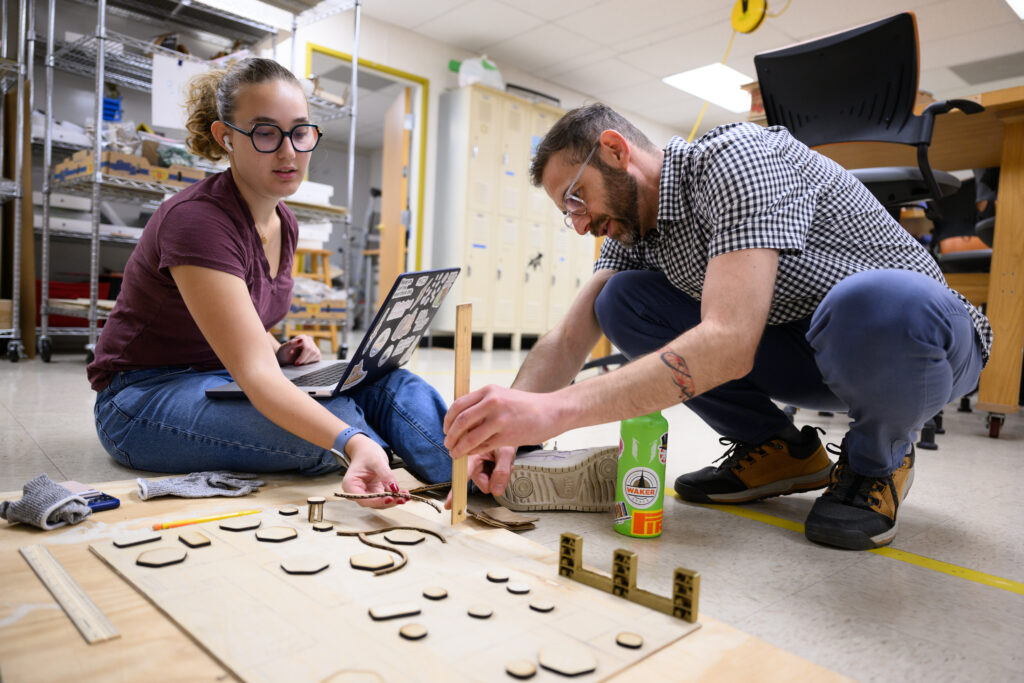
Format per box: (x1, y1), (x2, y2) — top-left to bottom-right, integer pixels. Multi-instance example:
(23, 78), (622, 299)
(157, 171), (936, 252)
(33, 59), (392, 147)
(137, 471), (266, 500)
(0, 474), (92, 530)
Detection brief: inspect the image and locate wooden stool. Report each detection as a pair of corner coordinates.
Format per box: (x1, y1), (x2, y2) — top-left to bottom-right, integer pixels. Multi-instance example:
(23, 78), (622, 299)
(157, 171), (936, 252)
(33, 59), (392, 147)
(282, 248), (341, 351)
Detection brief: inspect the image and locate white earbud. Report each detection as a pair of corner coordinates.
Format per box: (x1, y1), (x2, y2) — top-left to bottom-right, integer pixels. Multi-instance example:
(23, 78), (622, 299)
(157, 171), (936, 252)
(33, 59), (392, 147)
(224, 138), (233, 152)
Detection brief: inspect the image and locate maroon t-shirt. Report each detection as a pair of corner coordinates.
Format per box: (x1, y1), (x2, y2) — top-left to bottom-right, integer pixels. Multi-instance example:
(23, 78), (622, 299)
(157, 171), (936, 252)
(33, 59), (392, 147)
(87, 170), (297, 391)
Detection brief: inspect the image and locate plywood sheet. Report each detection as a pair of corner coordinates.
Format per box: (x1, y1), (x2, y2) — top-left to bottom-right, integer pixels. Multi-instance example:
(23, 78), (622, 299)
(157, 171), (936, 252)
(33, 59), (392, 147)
(90, 505), (699, 682)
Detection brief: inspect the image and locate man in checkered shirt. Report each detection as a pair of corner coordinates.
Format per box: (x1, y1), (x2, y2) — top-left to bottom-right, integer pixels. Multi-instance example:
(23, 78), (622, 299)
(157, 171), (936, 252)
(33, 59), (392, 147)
(443, 104), (990, 551)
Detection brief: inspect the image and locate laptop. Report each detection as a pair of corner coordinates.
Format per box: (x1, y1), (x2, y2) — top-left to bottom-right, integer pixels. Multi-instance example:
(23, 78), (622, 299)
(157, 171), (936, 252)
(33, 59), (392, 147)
(206, 267), (460, 399)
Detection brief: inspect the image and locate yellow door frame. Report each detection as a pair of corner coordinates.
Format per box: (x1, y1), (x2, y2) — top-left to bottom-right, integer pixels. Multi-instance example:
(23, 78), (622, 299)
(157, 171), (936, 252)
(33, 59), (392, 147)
(306, 43), (430, 270)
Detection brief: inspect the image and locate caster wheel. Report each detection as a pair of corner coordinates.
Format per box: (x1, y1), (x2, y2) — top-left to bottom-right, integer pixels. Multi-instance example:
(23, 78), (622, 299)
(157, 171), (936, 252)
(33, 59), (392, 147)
(8, 346), (20, 362)
(986, 413), (1004, 438)
(782, 405), (798, 422)
(37, 338), (52, 362)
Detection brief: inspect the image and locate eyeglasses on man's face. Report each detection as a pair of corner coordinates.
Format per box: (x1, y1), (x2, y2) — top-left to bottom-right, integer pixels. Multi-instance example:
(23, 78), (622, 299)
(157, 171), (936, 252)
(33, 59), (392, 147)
(562, 142), (599, 229)
(223, 121), (323, 153)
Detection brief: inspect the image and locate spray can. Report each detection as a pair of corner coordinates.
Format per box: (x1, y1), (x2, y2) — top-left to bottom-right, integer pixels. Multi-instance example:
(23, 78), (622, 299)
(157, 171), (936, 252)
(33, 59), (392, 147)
(613, 411), (668, 538)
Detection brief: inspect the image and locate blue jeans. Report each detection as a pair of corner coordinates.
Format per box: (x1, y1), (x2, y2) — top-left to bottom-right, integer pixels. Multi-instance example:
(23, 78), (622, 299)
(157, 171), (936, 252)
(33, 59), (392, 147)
(94, 367), (452, 483)
(594, 269), (984, 477)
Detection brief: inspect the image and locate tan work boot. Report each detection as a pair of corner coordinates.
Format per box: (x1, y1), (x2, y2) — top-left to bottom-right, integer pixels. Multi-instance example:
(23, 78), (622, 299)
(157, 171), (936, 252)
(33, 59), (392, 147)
(495, 446), (619, 512)
(805, 440), (915, 550)
(673, 425), (833, 504)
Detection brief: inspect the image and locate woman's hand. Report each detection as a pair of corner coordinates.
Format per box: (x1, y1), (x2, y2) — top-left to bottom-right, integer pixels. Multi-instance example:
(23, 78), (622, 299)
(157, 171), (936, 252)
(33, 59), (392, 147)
(341, 434), (409, 508)
(276, 335), (321, 366)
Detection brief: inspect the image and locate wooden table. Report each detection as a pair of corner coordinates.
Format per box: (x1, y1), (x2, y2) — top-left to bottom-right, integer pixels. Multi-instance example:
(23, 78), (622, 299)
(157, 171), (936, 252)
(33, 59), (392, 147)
(0, 476), (848, 682)
(814, 85), (1024, 430)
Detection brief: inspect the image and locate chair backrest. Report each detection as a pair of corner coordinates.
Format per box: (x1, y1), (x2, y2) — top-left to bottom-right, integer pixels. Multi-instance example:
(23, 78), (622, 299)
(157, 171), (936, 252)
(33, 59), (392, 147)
(754, 13), (928, 148)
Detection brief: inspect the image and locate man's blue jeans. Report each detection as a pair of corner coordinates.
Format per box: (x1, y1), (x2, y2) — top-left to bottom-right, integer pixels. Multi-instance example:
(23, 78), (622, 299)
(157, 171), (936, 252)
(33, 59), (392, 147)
(94, 367), (452, 483)
(594, 269), (984, 477)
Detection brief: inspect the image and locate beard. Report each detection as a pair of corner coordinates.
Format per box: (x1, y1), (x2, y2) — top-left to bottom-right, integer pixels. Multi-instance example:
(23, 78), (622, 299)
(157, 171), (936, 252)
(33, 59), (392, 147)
(591, 160), (642, 247)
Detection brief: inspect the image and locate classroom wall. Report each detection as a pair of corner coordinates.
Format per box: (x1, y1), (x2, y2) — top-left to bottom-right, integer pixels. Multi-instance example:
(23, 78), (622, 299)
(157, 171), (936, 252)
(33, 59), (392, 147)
(273, 12), (683, 271)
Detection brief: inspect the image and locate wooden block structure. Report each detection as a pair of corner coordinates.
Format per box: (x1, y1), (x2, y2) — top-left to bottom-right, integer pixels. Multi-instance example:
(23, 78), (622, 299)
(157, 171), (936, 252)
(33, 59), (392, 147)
(282, 248), (340, 351)
(558, 532), (700, 623)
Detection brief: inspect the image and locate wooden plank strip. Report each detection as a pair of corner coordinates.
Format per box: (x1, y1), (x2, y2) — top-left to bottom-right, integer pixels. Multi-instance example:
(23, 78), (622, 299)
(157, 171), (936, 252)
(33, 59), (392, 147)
(450, 303), (472, 525)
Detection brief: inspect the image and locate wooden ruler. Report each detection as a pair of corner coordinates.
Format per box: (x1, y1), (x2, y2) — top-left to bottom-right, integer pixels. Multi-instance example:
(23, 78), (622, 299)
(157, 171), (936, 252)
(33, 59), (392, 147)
(19, 544), (120, 644)
(450, 303), (472, 525)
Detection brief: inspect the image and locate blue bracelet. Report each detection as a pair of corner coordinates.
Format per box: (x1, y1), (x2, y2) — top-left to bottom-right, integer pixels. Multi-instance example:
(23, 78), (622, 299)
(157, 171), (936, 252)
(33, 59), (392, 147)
(330, 427), (366, 468)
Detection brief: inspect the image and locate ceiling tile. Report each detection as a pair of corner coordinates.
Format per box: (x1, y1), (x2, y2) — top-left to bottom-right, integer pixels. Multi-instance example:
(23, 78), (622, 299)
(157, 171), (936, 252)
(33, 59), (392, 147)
(916, 0), (1019, 42)
(497, 0), (604, 22)
(544, 58), (652, 94)
(552, 0), (715, 46)
(919, 67), (971, 95)
(415, 0), (543, 53)
(921, 22), (1024, 69)
(359, 0), (469, 30)
(485, 23), (604, 74)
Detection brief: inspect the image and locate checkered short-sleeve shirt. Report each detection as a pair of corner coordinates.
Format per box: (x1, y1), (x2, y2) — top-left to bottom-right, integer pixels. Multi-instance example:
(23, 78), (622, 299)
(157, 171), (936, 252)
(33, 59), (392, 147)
(594, 123), (992, 363)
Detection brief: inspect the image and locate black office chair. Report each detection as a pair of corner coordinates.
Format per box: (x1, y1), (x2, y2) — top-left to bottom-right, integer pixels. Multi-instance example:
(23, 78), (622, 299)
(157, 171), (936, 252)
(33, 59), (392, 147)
(754, 12), (984, 213)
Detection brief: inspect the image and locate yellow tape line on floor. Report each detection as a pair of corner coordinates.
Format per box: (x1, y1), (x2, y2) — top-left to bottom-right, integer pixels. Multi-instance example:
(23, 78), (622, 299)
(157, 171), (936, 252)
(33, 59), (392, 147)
(665, 488), (1024, 595)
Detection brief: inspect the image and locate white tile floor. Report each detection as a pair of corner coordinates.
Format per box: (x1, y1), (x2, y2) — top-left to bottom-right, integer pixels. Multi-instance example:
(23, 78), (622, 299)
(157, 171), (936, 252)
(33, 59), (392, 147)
(1, 346), (1022, 682)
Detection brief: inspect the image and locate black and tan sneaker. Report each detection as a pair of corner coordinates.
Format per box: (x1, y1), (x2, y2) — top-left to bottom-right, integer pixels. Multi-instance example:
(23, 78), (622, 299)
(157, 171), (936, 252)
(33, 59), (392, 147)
(804, 441), (915, 550)
(495, 446), (619, 512)
(673, 425), (833, 504)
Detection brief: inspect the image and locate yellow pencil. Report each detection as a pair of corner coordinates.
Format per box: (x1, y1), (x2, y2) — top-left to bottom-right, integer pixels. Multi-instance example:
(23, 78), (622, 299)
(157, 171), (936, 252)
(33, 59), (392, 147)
(153, 509), (261, 531)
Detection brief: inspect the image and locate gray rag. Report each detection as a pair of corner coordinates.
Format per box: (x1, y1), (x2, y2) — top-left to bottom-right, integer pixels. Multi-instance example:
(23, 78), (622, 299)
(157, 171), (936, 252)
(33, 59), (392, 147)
(0, 474), (92, 530)
(137, 471), (266, 500)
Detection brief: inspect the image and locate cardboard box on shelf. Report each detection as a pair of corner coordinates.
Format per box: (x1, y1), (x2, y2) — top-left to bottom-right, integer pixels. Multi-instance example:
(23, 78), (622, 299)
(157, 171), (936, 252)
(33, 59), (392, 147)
(0, 299), (11, 328)
(59, 150), (152, 180)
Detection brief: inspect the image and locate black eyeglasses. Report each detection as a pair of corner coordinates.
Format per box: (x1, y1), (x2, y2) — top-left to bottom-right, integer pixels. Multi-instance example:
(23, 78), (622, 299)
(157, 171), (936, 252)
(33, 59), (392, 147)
(562, 143), (599, 228)
(222, 121), (323, 153)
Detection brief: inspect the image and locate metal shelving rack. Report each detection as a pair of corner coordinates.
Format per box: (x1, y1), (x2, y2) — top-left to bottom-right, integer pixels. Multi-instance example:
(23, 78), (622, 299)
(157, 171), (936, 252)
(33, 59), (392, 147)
(37, 0), (361, 363)
(1, 0), (28, 360)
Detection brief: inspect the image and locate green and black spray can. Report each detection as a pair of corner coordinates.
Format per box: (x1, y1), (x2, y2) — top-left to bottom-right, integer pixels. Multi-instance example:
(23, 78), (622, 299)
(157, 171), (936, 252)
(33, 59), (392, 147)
(614, 411), (668, 538)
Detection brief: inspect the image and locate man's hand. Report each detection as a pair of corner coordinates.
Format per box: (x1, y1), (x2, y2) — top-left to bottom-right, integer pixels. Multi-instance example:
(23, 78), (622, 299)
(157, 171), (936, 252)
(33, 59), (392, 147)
(444, 385), (564, 458)
(443, 445), (517, 509)
(276, 335), (321, 366)
(341, 435), (408, 509)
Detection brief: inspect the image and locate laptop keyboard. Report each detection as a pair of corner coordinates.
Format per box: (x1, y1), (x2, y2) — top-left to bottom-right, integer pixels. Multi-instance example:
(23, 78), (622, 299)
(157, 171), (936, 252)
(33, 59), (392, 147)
(290, 362), (348, 387)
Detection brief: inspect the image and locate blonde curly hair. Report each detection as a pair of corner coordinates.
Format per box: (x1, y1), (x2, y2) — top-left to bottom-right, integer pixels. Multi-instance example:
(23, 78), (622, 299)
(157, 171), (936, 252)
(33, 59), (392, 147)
(185, 58), (301, 162)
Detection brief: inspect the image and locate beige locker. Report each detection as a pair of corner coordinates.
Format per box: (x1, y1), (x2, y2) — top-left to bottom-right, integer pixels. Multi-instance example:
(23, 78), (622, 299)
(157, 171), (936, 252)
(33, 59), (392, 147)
(498, 99), (529, 218)
(491, 215), (522, 335)
(520, 220), (551, 334)
(467, 89), (501, 213)
(547, 228), (575, 330)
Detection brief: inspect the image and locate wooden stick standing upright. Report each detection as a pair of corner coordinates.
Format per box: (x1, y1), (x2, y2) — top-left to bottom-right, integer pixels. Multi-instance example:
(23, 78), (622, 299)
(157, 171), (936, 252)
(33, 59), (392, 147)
(450, 303), (472, 525)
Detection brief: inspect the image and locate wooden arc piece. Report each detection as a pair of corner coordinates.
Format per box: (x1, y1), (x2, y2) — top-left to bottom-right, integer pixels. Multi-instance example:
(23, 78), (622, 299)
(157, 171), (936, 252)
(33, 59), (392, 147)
(178, 531), (211, 548)
(136, 547), (187, 568)
(538, 643), (597, 677)
(220, 517), (261, 531)
(383, 528), (425, 545)
(281, 556), (330, 575)
(505, 659), (537, 679)
(350, 550), (395, 571)
(113, 530), (161, 548)
(255, 526), (298, 543)
(529, 600), (555, 613)
(398, 623), (428, 640)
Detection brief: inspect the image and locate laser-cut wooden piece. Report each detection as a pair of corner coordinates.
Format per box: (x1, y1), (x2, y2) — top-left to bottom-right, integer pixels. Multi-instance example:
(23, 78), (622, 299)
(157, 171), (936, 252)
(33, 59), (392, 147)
(112, 530), (161, 548)
(367, 602), (420, 621)
(281, 556), (329, 575)
(538, 643), (596, 677)
(398, 623), (427, 640)
(383, 529), (424, 545)
(505, 659), (537, 679)
(506, 582), (530, 595)
(322, 670), (384, 682)
(256, 527), (298, 543)
(178, 531), (211, 548)
(529, 600), (554, 613)
(350, 551), (395, 572)
(136, 547), (187, 568)
(467, 604), (493, 619)
(450, 303), (471, 525)
(422, 586), (448, 600)
(616, 632), (643, 649)
(278, 505), (299, 516)
(220, 517), (261, 531)
(307, 496), (326, 523)
(486, 569), (509, 583)
(312, 521), (334, 532)
(558, 532), (700, 623)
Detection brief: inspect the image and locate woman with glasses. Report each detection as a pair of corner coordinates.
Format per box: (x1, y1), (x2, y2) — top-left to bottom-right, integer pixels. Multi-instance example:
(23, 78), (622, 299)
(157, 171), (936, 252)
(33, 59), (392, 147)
(87, 58), (451, 506)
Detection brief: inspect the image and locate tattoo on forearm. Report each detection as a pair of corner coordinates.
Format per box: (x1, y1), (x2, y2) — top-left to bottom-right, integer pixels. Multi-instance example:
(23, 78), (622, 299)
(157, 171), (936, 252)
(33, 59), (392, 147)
(660, 350), (695, 401)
